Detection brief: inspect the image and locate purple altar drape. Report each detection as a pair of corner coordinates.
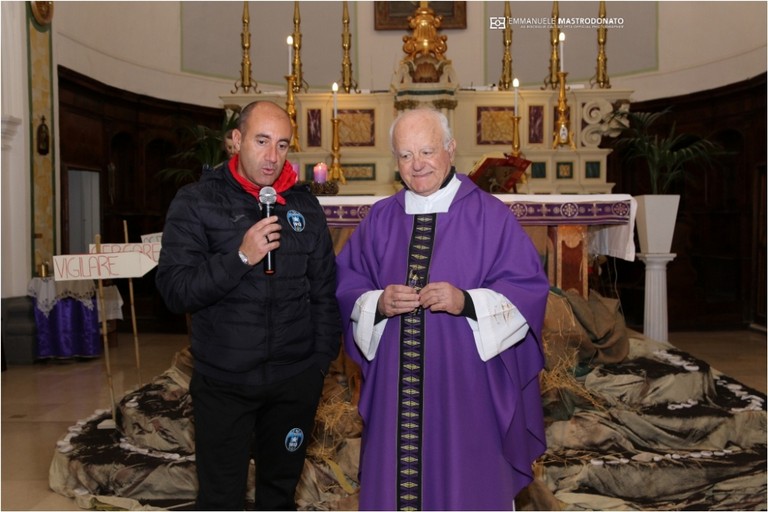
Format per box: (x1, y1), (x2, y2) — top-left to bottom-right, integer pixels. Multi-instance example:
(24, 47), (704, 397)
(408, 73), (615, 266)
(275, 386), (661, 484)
(32, 297), (102, 359)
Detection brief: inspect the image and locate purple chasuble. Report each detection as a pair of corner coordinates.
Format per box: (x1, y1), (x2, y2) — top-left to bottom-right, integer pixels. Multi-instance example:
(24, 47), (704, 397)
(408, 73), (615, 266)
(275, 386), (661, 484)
(336, 175), (550, 510)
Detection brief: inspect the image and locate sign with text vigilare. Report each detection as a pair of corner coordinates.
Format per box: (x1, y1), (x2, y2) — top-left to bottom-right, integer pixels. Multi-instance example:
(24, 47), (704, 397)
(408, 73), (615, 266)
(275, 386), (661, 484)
(53, 252), (158, 281)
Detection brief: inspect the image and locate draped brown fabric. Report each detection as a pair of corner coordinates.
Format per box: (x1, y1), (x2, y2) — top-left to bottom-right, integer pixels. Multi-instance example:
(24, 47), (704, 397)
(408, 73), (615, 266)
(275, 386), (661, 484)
(542, 289), (629, 368)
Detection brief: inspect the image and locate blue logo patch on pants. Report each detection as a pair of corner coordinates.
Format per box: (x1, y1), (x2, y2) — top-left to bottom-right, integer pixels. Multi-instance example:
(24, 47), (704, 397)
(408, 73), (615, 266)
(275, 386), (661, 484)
(284, 428), (304, 452)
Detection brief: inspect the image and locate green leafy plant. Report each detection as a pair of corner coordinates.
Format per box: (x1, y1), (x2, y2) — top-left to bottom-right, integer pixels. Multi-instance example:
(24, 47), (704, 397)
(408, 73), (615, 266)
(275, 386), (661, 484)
(156, 112), (239, 186)
(605, 107), (727, 194)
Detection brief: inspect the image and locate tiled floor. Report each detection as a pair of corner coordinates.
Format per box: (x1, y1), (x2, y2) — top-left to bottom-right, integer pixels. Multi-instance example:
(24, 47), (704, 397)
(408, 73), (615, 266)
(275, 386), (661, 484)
(2, 329), (765, 511)
(668, 329), (767, 395)
(2, 332), (190, 511)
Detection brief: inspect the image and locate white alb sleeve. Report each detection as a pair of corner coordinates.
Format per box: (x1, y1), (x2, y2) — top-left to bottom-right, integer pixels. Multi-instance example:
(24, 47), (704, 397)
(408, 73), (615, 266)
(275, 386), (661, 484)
(465, 289), (530, 361)
(350, 290), (387, 361)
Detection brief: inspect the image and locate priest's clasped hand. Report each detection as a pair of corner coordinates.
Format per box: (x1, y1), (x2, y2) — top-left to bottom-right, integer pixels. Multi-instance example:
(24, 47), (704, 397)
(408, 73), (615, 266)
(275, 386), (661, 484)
(379, 282), (464, 317)
(379, 284), (420, 317)
(418, 281), (465, 315)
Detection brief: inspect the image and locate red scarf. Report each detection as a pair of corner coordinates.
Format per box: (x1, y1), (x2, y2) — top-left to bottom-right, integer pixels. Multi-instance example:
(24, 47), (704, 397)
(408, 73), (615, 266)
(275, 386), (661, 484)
(228, 155), (297, 205)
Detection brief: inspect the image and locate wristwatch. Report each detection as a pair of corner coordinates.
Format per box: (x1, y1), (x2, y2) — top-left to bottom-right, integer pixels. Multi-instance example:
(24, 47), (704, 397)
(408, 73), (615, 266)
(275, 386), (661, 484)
(238, 250), (249, 265)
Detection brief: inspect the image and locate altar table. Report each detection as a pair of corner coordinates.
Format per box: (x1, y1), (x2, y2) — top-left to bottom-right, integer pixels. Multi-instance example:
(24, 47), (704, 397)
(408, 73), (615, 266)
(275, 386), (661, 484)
(27, 279), (124, 359)
(319, 194), (636, 297)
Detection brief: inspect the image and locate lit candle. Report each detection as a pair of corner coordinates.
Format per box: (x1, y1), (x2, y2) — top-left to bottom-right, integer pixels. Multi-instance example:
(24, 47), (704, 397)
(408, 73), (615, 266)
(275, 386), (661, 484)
(332, 82), (339, 118)
(559, 32), (565, 73)
(513, 78), (519, 115)
(287, 35), (293, 76)
(313, 162), (328, 183)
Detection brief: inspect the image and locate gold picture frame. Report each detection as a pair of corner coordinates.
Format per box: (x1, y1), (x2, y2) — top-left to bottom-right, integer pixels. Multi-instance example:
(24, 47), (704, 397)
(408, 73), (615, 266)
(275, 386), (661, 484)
(374, 1), (467, 30)
(476, 106), (515, 145)
(339, 109), (375, 147)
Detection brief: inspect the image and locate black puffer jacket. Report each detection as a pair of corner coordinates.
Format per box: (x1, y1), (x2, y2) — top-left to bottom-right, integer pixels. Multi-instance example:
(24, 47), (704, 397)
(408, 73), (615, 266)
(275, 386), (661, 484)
(155, 163), (341, 386)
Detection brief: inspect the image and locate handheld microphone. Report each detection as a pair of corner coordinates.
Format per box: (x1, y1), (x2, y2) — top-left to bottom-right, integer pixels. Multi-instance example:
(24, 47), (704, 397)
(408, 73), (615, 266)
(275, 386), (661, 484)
(259, 186), (277, 275)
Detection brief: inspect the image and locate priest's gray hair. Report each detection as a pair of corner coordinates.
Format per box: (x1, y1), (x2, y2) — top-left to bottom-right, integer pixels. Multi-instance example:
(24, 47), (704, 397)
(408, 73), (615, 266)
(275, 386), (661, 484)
(389, 108), (454, 153)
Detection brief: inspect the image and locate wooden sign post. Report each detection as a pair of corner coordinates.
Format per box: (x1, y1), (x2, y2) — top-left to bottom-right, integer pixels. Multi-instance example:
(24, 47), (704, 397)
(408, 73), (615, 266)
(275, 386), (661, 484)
(53, 233), (160, 428)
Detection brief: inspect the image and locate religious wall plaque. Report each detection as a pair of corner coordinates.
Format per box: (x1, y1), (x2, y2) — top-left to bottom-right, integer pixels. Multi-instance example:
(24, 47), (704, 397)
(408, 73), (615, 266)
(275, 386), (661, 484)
(476, 106), (515, 145)
(307, 109), (322, 147)
(339, 109), (375, 147)
(374, 1), (467, 30)
(528, 105), (545, 145)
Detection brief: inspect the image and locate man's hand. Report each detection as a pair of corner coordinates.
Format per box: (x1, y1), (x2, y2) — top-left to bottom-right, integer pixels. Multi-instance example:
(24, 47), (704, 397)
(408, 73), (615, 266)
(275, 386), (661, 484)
(239, 216), (281, 265)
(418, 282), (465, 315)
(378, 284), (420, 317)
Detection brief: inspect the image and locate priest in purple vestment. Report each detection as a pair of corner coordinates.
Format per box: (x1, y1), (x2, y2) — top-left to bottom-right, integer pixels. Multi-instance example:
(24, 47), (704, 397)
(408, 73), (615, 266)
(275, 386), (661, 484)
(336, 108), (550, 510)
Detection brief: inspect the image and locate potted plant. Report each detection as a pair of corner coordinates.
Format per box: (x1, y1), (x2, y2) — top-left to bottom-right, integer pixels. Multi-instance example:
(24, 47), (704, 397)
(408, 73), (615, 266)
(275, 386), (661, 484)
(157, 111), (239, 186)
(154, 111), (238, 338)
(604, 107), (726, 254)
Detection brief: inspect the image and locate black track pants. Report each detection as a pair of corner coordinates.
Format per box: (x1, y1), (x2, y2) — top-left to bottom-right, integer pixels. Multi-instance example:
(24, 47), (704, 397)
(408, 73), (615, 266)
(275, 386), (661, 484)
(190, 365), (324, 510)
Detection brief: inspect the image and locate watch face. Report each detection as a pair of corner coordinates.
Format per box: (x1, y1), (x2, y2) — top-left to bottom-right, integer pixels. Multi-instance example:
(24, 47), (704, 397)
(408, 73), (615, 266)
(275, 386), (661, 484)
(31, 1), (54, 26)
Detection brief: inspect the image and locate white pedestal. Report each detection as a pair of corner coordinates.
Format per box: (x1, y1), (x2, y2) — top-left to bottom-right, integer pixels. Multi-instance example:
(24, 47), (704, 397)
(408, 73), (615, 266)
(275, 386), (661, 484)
(637, 253), (676, 342)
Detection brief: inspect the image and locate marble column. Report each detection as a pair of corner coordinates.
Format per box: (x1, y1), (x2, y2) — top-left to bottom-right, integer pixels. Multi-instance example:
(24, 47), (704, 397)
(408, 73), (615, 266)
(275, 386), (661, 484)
(637, 252), (676, 342)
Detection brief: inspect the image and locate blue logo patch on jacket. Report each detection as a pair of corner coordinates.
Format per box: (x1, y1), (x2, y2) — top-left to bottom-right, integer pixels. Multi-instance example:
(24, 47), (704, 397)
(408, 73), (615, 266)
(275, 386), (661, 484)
(287, 210), (305, 232)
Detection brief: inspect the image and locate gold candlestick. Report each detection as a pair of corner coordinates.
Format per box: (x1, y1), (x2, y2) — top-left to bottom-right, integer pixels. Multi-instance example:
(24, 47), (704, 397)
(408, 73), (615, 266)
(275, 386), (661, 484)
(552, 71), (576, 149)
(511, 115), (521, 157)
(340, 1), (359, 93)
(591, 1), (611, 89)
(498, 1), (513, 91)
(542, 1), (560, 90)
(292, 1), (308, 92)
(232, 1), (258, 94)
(329, 118), (346, 184)
(285, 75), (301, 152)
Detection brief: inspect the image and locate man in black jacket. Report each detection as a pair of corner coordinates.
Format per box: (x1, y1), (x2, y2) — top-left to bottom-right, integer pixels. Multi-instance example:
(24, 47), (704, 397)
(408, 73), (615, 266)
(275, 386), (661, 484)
(156, 101), (341, 510)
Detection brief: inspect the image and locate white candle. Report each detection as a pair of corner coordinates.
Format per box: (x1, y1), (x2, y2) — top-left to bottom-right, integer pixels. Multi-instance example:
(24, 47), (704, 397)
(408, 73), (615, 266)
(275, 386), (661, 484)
(559, 32), (565, 73)
(513, 78), (519, 115)
(287, 35), (293, 76)
(332, 82), (339, 118)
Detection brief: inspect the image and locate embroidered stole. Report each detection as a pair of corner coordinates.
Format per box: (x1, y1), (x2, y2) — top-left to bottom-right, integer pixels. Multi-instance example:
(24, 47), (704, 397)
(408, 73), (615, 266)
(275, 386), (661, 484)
(396, 213), (436, 511)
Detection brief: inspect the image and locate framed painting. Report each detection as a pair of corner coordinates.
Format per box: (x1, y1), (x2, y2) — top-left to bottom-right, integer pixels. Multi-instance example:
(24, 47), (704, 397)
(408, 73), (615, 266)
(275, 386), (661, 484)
(530, 162), (547, 179)
(343, 163), (376, 181)
(528, 105), (544, 145)
(306, 109), (322, 147)
(476, 106), (515, 145)
(339, 109), (375, 147)
(303, 163), (317, 182)
(374, 1), (467, 30)
(556, 162), (574, 180)
(585, 161), (601, 179)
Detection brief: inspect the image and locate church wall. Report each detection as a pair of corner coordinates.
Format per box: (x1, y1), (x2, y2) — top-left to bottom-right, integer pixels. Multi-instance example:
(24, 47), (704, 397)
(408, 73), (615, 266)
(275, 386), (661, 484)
(50, 2), (767, 107)
(1, 1), (32, 299)
(615, 2), (766, 101)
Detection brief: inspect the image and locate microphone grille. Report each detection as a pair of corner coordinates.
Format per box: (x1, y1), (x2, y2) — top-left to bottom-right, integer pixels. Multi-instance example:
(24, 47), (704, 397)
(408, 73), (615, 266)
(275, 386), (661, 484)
(259, 186), (277, 205)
